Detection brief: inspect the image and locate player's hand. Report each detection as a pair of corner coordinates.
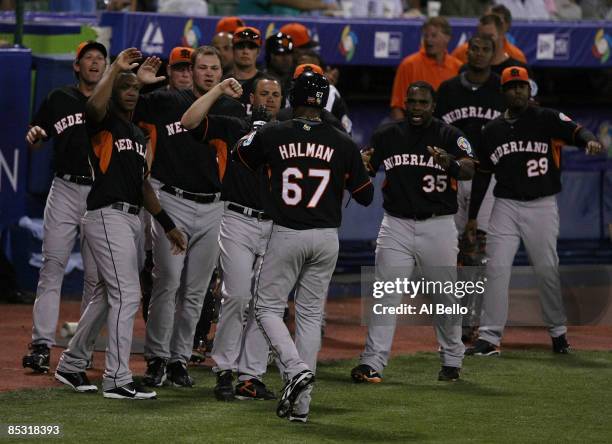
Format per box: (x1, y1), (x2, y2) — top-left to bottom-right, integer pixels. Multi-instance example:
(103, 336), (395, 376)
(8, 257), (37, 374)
(218, 78), (242, 99)
(586, 140), (604, 156)
(26, 126), (48, 145)
(137, 56), (166, 85)
(251, 104), (272, 128)
(428, 146), (454, 169)
(114, 47), (142, 71)
(166, 228), (187, 255)
(361, 148), (374, 170)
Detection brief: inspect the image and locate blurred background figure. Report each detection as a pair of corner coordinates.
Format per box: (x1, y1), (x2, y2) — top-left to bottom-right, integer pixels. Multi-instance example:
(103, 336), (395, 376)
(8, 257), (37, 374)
(265, 32), (294, 102)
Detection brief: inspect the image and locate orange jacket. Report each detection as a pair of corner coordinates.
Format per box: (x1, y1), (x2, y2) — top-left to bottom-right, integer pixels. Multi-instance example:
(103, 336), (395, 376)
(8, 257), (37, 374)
(451, 39), (527, 64)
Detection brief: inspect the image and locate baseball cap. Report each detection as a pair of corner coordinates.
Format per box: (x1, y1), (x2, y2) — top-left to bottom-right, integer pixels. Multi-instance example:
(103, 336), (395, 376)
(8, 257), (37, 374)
(233, 26), (262, 47)
(279, 23), (317, 49)
(169, 46), (193, 66)
(293, 63), (323, 79)
(266, 32), (294, 55)
(501, 66), (529, 86)
(216, 16), (245, 34)
(75, 40), (107, 61)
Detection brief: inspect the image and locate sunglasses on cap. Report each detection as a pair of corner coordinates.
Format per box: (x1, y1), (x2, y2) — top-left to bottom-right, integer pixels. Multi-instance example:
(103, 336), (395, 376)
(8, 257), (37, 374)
(234, 28), (261, 45)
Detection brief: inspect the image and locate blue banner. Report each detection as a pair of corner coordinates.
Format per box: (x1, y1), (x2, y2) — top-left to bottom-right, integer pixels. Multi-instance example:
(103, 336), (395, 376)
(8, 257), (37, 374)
(0, 48), (31, 228)
(100, 12), (612, 67)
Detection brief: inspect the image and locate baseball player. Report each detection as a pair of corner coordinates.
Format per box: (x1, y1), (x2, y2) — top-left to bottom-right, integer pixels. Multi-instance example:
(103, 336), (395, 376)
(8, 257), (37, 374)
(264, 32), (294, 102)
(228, 26), (265, 114)
(465, 66), (604, 356)
(181, 74), (283, 401)
(137, 45), (243, 389)
(233, 70), (373, 422)
(352, 81), (475, 384)
(54, 49), (185, 399)
(22, 41), (107, 373)
(435, 34), (506, 339)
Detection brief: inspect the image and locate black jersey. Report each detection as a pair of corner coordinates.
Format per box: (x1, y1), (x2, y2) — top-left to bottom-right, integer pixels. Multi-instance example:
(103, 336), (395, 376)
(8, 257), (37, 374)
(194, 115), (266, 209)
(134, 88), (244, 193)
(435, 72), (506, 156)
(235, 119), (371, 229)
(233, 71), (264, 115)
(479, 105), (581, 201)
(31, 85), (92, 177)
(277, 107), (345, 133)
(368, 118), (474, 218)
(86, 107), (147, 210)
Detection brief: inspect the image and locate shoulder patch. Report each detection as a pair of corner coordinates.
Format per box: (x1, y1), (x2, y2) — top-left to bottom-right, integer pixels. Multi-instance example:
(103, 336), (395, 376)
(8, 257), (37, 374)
(240, 130), (256, 147)
(457, 136), (473, 156)
(559, 112), (572, 122)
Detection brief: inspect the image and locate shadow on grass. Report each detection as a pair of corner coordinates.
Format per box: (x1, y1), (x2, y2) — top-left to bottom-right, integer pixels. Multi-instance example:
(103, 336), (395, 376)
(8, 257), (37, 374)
(285, 420), (426, 442)
(404, 379), (513, 397)
(500, 351), (612, 370)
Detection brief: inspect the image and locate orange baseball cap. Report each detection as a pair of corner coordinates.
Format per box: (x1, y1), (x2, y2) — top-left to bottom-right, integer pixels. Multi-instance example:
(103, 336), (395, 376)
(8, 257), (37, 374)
(169, 46), (193, 66)
(232, 26), (262, 47)
(501, 66), (529, 85)
(279, 23), (317, 48)
(216, 16), (245, 34)
(75, 40), (107, 61)
(293, 63), (324, 79)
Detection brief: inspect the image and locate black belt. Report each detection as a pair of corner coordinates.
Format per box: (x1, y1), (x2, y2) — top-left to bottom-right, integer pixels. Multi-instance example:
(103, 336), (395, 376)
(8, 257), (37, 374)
(110, 202), (140, 215)
(388, 210), (448, 221)
(161, 185), (220, 204)
(56, 172), (93, 186)
(227, 203), (271, 221)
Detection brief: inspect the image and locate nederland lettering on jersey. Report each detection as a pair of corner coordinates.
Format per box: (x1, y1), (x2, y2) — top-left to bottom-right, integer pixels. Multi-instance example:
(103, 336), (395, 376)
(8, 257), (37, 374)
(382, 150), (446, 172)
(441, 107), (501, 125)
(490, 140), (549, 165)
(53, 113), (85, 135)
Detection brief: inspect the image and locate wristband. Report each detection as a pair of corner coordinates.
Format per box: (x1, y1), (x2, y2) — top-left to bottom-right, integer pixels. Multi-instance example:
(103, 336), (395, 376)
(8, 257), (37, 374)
(153, 209), (176, 233)
(447, 160), (461, 178)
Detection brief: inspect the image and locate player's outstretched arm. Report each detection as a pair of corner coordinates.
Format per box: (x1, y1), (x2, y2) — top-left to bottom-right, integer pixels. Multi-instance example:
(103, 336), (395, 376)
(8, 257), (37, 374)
(86, 47), (141, 123)
(181, 78), (242, 129)
(142, 179), (186, 254)
(427, 146), (475, 180)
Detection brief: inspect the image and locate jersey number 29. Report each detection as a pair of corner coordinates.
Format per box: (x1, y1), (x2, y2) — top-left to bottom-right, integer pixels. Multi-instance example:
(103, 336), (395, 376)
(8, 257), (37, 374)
(282, 167), (330, 208)
(526, 158), (548, 177)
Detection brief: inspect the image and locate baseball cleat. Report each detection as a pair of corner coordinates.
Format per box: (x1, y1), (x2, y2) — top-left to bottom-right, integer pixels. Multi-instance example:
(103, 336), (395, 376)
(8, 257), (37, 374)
(103, 382), (157, 400)
(214, 370), (234, 401)
(276, 370), (315, 419)
(288, 413), (309, 423)
(166, 361), (194, 387)
(350, 364), (382, 383)
(464, 339), (500, 356)
(54, 370), (98, 393)
(438, 366), (461, 382)
(235, 378), (276, 401)
(552, 334), (571, 354)
(22, 343), (50, 373)
(143, 357), (168, 387)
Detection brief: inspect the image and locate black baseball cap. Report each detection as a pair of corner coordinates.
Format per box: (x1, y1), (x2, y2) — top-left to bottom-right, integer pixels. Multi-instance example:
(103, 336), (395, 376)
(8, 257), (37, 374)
(75, 40), (107, 61)
(266, 32), (294, 55)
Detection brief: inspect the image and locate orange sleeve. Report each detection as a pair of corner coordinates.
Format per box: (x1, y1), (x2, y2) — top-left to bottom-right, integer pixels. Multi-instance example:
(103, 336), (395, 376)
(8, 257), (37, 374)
(506, 42), (527, 64)
(91, 130), (113, 174)
(451, 42), (468, 64)
(209, 139), (228, 181)
(138, 122), (157, 161)
(390, 57), (413, 110)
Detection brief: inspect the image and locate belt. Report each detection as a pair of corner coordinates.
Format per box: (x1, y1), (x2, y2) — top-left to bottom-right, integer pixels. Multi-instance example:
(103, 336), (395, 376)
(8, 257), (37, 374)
(56, 172), (93, 186)
(227, 203), (271, 221)
(161, 185), (220, 204)
(110, 202), (140, 215)
(388, 210), (447, 221)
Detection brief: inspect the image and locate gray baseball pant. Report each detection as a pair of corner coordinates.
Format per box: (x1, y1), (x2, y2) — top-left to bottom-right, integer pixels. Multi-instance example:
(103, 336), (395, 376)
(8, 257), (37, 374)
(31, 177), (98, 348)
(454, 176), (496, 234)
(478, 196), (567, 345)
(211, 205), (272, 373)
(254, 225), (339, 415)
(360, 213), (465, 372)
(58, 207), (142, 390)
(144, 190), (223, 364)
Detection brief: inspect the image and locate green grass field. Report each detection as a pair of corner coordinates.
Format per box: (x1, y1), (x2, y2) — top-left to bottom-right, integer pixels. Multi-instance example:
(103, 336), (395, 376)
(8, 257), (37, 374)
(1, 351), (611, 443)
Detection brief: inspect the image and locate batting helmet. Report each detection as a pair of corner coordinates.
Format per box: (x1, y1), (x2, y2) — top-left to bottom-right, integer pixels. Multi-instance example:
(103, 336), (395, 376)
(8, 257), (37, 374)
(290, 70), (329, 109)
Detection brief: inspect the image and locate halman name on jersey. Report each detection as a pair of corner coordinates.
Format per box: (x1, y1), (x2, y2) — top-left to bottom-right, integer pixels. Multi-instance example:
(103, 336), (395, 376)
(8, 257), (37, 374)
(54, 113), (84, 135)
(166, 121), (187, 136)
(441, 107), (501, 124)
(115, 138), (146, 157)
(490, 140), (548, 165)
(382, 152), (445, 172)
(278, 142), (335, 162)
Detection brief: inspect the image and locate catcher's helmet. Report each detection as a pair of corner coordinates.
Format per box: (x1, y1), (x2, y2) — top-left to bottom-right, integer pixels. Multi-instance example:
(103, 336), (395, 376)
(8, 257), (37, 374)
(290, 70), (329, 109)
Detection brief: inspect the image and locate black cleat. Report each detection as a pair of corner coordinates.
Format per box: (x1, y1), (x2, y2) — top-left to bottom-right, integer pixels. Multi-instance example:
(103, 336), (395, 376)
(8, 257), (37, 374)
(103, 382), (156, 400)
(166, 361), (194, 387)
(465, 339), (500, 356)
(552, 334), (571, 354)
(350, 364), (382, 383)
(438, 366), (461, 382)
(22, 343), (50, 373)
(235, 378), (276, 401)
(143, 357), (167, 387)
(214, 370), (234, 401)
(276, 370), (315, 419)
(54, 370), (98, 392)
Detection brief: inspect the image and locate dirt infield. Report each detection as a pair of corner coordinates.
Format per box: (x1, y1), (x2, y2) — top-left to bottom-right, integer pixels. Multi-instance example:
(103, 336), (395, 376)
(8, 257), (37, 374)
(2, 300), (611, 393)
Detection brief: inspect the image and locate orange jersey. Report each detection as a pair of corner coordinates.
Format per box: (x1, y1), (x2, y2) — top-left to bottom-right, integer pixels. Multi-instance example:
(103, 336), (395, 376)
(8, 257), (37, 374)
(451, 39), (527, 64)
(390, 49), (462, 110)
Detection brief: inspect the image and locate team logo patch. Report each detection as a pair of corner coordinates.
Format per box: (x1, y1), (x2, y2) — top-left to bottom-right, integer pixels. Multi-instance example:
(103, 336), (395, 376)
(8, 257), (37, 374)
(457, 136), (473, 155)
(303, 124), (311, 131)
(240, 130), (256, 147)
(559, 112), (572, 122)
